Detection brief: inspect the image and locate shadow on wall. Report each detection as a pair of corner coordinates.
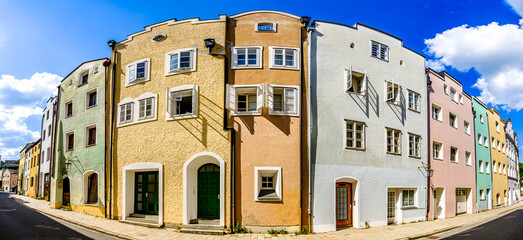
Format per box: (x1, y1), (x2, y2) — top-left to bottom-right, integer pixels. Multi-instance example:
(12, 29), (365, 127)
(387, 88), (406, 125)
(348, 79), (380, 118)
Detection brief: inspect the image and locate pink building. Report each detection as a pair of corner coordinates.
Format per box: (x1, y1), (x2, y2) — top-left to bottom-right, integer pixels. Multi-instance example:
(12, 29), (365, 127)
(427, 69), (477, 220)
(2, 169), (18, 192)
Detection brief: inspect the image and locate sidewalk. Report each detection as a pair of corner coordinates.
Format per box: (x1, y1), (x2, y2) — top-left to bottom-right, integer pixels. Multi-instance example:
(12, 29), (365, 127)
(9, 194), (523, 240)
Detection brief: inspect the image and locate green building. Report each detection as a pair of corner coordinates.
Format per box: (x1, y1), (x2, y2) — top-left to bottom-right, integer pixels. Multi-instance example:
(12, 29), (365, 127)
(472, 96), (493, 211)
(50, 58), (107, 217)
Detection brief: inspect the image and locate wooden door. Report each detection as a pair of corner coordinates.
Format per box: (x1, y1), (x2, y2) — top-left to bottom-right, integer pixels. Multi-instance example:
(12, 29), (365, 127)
(197, 164), (220, 219)
(336, 182), (352, 228)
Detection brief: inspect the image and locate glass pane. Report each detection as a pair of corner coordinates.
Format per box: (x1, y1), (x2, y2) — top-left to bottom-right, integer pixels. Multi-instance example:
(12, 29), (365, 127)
(180, 52), (191, 68)
(248, 49), (257, 65)
(336, 187), (348, 220)
(148, 174), (155, 182)
(170, 54), (178, 70)
(137, 62), (145, 79)
(138, 174), (143, 183)
(285, 50), (294, 66)
(148, 184), (154, 192)
(137, 193), (142, 201)
(137, 184), (143, 192)
(137, 203), (142, 211)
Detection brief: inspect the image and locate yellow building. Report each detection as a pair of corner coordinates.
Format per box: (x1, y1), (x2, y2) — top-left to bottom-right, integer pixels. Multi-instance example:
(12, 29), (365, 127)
(28, 139), (41, 197)
(17, 143), (32, 195)
(226, 11), (309, 232)
(107, 15), (231, 229)
(488, 108), (508, 207)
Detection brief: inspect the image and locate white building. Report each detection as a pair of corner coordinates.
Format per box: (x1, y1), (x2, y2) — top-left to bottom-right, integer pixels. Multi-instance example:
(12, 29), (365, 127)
(39, 96), (57, 198)
(503, 118), (520, 205)
(308, 21), (428, 232)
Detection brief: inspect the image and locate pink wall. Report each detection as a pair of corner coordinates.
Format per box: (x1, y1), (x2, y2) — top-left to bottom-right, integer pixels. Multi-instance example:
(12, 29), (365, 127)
(427, 70), (477, 220)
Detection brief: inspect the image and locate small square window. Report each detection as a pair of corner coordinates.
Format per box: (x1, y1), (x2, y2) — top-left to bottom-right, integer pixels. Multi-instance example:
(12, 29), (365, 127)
(449, 113), (457, 128)
(345, 68), (366, 95)
(86, 125), (96, 147)
(433, 142), (443, 160)
(167, 85), (198, 119)
(256, 22), (276, 32)
(78, 70), (89, 86)
(432, 105), (442, 121)
(255, 167), (282, 201)
(86, 89), (97, 109)
(65, 100), (73, 118)
(409, 134), (421, 158)
(479, 160), (484, 173)
(371, 41), (389, 61)
(385, 81), (400, 104)
(493, 161), (497, 173)
(450, 146), (458, 163)
(443, 84), (448, 95)
(267, 85), (298, 115)
(119, 102), (133, 124)
(126, 58), (150, 86)
(464, 121), (470, 134)
(269, 47), (299, 70)
(496, 121), (499, 132)
(465, 151), (471, 166)
(232, 47), (263, 69)
(139, 97), (155, 119)
(65, 131), (74, 151)
(450, 88), (457, 102)
(346, 120), (365, 150)
(408, 91), (421, 112)
(486, 162), (490, 174)
(477, 133), (483, 145)
(480, 114), (484, 123)
(484, 136), (488, 147)
(480, 189), (485, 200)
(402, 190), (415, 207)
(165, 48), (196, 75)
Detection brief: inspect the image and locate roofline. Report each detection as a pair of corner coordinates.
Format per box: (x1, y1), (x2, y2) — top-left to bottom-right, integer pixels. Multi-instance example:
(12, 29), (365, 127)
(441, 71), (463, 87)
(229, 10), (301, 19)
(312, 20), (425, 59)
(472, 96), (490, 110)
(427, 68), (472, 100)
(61, 58), (109, 83)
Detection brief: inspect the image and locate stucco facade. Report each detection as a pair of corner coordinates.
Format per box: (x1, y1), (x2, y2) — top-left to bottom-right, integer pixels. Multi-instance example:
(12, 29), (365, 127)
(226, 11), (309, 232)
(503, 118), (520, 205)
(28, 139), (41, 197)
(17, 143), (31, 195)
(40, 96), (57, 199)
(488, 108), (508, 207)
(427, 70), (476, 220)
(2, 169), (18, 192)
(108, 16), (231, 228)
(472, 97), (493, 211)
(309, 21), (428, 232)
(24, 145), (31, 195)
(51, 59), (107, 217)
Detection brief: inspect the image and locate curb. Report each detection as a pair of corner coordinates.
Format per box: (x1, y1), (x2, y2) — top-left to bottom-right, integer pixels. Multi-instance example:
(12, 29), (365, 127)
(9, 195), (137, 240)
(396, 226), (462, 240)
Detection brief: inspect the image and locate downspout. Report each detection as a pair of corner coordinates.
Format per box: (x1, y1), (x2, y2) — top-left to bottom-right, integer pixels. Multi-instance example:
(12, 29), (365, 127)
(102, 59), (111, 219)
(299, 16), (311, 232)
(107, 40), (117, 220)
(50, 86), (60, 200)
(472, 107), (478, 211)
(37, 115), (43, 197)
(307, 22), (314, 232)
(426, 70), (431, 220)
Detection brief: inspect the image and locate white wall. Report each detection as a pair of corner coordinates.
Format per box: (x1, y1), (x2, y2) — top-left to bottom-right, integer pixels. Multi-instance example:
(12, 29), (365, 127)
(39, 96), (56, 196)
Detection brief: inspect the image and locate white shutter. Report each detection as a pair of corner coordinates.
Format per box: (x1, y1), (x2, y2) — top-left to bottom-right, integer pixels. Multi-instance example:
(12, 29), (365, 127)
(362, 70), (367, 95)
(284, 88), (296, 113)
(226, 84), (236, 111)
(294, 49), (300, 69)
(396, 85), (401, 105)
(144, 60), (149, 79)
(232, 48), (238, 67)
(192, 84), (198, 115)
(345, 66), (352, 91)
(266, 83), (274, 112)
(139, 100), (145, 118)
(128, 64), (136, 82)
(257, 84), (264, 111)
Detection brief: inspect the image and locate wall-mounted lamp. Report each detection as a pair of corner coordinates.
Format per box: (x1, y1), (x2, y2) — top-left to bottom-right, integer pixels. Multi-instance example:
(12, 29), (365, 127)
(204, 38), (216, 53)
(418, 162), (434, 177)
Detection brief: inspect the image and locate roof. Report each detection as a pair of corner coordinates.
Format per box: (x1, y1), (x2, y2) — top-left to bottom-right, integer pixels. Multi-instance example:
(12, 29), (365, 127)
(61, 58), (109, 83)
(229, 10), (301, 19)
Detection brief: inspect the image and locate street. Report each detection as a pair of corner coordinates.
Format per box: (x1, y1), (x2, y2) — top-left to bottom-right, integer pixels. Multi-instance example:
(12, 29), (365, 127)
(0, 192), (116, 240)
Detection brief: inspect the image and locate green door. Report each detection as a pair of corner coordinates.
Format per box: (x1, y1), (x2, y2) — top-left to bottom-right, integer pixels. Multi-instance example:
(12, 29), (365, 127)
(197, 164), (220, 219)
(135, 171), (159, 215)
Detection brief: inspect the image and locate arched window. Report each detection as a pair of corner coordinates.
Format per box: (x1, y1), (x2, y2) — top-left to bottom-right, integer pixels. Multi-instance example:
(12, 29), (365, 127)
(87, 173), (98, 204)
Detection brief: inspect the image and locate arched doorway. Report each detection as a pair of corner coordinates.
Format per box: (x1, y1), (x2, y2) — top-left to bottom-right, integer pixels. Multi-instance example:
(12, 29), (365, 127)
(197, 164), (220, 219)
(63, 177), (70, 207)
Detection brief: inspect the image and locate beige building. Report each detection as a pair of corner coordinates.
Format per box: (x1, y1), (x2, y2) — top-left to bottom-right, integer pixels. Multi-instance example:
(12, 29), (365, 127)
(488, 108), (508, 207)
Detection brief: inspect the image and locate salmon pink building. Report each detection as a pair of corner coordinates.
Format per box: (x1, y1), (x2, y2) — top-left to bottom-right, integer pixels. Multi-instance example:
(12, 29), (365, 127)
(427, 69), (476, 220)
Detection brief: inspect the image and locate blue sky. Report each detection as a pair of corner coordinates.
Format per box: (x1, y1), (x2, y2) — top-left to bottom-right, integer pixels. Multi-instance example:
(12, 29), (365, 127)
(0, 0), (522, 160)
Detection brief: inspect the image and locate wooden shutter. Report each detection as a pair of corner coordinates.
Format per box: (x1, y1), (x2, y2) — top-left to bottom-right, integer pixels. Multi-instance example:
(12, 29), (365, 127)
(257, 84), (264, 111)
(226, 84), (236, 111)
(266, 83), (274, 112)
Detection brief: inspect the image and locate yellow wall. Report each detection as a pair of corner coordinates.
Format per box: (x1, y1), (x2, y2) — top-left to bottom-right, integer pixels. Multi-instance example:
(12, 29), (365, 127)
(18, 150), (26, 194)
(109, 18), (231, 226)
(488, 108), (508, 206)
(227, 12), (308, 230)
(29, 141), (41, 197)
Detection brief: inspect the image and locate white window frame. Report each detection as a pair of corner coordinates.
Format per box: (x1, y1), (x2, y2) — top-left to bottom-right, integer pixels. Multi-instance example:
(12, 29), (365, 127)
(166, 85), (198, 120)
(450, 88), (457, 102)
(386, 128), (401, 155)
(409, 133), (421, 158)
(345, 66), (367, 95)
(493, 161), (497, 173)
(371, 40), (389, 61)
(478, 133), (483, 145)
(443, 84), (448, 95)
(486, 162), (490, 174)
(402, 189), (416, 207)
(117, 100), (134, 127)
(449, 112), (457, 128)
(85, 87), (98, 110)
(432, 104), (442, 121)
(433, 141), (443, 160)
(464, 121), (470, 135)
(84, 123), (97, 147)
(269, 47), (299, 70)
(226, 84), (263, 116)
(385, 80), (400, 105)
(344, 120), (365, 150)
(255, 22), (277, 32)
(408, 90), (421, 112)
(64, 99), (73, 118)
(231, 46), (263, 69)
(164, 48), (197, 76)
(117, 93), (158, 127)
(492, 137), (496, 149)
(465, 151), (472, 166)
(266, 83), (299, 116)
(126, 58), (150, 87)
(254, 167), (282, 201)
(450, 146), (459, 163)
(65, 130), (75, 152)
(479, 160), (484, 173)
(82, 170), (99, 205)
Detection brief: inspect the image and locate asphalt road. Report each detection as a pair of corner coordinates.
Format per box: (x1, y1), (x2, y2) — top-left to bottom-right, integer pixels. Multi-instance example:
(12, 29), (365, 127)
(0, 192), (117, 240)
(436, 206), (523, 240)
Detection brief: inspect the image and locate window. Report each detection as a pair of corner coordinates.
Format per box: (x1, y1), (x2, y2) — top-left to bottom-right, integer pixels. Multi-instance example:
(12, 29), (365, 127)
(85, 125), (96, 147)
(126, 58), (150, 86)
(165, 48), (196, 75)
(256, 22), (276, 32)
(269, 47), (299, 70)
(386, 128), (401, 154)
(484, 136), (488, 147)
(450, 88), (457, 102)
(65, 131), (74, 151)
(433, 142), (443, 159)
(478, 133), (483, 145)
(502, 144), (505, 154)
(266, 85), (299, 115)
(385, 80), (400, 104)
(371, 41), (389, 61)
(119, 102), (133, 124)
(464, 121), (470, 134)
(443, 84), (448, 95)
(86, 88), (97, 109)
(480, 189), (485, 200)
(255, 167), (282, 201)
(479, 160), (484, 173)
(503, 164), (506, 174)
(408, 91), (421, 112)
(432, 105), (442, 121)
(497, 140), (500, 151)
(402, 190), (415, 207)
(493, 161), (497, 173)
(450, 146), (458, 163)
(496, 121), (499, 132)
(409, 134), (421, 158)
(498, 162), (501, 173)
(227, 84), (263, 115)
(65, 100), (73, 118)
(167, 85), (198, 119)
(345, 66), (366, 95)
(78, 70), (89, 86)
(449, 113), (457, 128)
(486, 162), (490, 174)
(139, 97), (155, 120)
(492, 138), (496, 149)
(46, 110), (49, 120)
(459, 94), (463, 104)
(480, 114), (484, 123)
(47, 147), (51, 162)
(43, 130), (46, 141)
(232, 47), (263, 68)
(465, 151), (471, 166)
(87, 173), (98, 204)
(345, 120), (365, 150)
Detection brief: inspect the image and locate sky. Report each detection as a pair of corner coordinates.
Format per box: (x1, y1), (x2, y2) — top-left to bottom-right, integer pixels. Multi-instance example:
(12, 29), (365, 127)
(0, 0), (523, 160)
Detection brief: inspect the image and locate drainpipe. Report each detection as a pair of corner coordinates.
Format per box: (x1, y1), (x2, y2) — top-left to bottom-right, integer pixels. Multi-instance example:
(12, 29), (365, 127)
(426, 70), (431, 220)
(472, 107), (478, 211)
(203, 38), (236, 228)
(37, 115), (43, 197)
(307, 22), (314, 233)
(50, 86), (61, 200)
(107, 40), (117, 220)
(103, 59), (111, 219)
(299, 16), (311, 232)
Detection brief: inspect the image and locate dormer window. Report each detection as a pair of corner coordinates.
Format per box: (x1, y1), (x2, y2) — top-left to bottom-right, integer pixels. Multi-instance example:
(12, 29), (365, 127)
(256, 22), (276, 32)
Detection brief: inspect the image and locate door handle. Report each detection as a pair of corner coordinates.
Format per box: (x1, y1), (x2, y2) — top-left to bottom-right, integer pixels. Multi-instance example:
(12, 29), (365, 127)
(146, 193), (148, 198)
(218, 194), (220, 199)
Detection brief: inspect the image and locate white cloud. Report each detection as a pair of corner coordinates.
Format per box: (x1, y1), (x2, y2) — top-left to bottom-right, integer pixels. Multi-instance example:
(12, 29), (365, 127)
(425, 21), (523, 110)
(426, 59), (444, 71)
(507, 0), (523, 17)
(0, 72), (61, 159)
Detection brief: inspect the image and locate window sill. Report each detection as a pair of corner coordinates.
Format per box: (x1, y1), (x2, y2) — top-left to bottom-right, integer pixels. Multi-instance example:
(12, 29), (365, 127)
(408, 108), (421, 113)
(85, 144), (96, 148)
(432, 157), (443, 161)
(386, 152), (402, 156)
(401, 206), (417, 210)
(255, 197), (281, 201)
(269, 66), (299, 71)
(346, 91), (366, 96)
(65, 149), (74, 152)
(84, 203), (98, 206)
(450, 161), (459, 164)
(231, 65), (262, 69)
(344, 147), (366, 152)
(126, 78), (149, 87)
(166, 113), (198, 121)
(371, 55), (389, 62)
(65, 115), (73, 119)
(86, 105), (97, 110)
(386, 101), (401, 106)
(231, 112), (262, 116)
(165, 68), (196, 76)
(78, 82), (89, 87)
(268, 111), (299, 117)
(409, 155), (421, 159)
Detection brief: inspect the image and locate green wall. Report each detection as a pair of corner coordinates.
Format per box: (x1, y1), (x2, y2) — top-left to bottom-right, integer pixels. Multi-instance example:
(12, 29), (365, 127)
(472, 97), (493, 211)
